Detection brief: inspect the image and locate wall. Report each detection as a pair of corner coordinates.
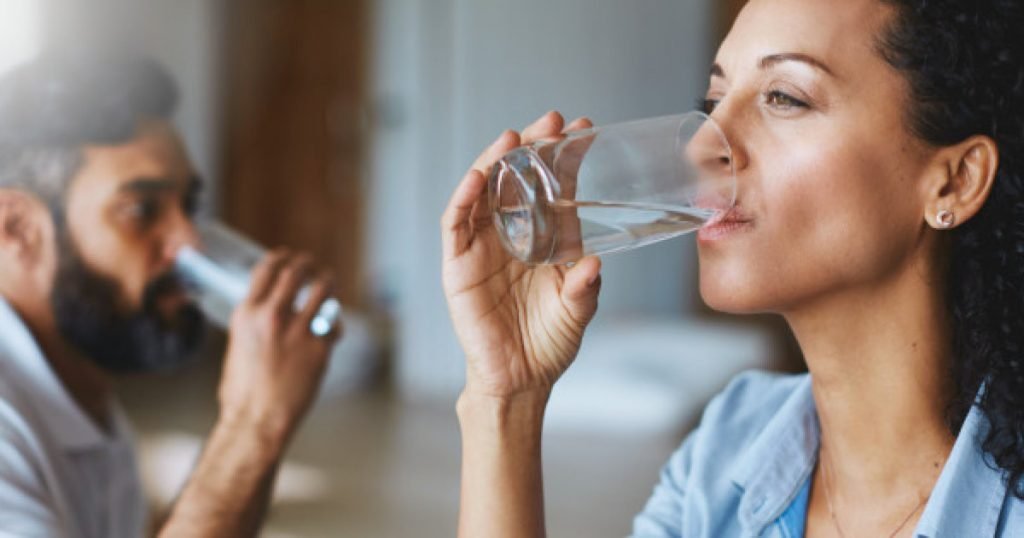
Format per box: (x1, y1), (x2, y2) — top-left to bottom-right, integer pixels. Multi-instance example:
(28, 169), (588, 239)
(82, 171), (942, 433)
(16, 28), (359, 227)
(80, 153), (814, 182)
(0, 0), (42, 74)
(39, 0), (224, 206)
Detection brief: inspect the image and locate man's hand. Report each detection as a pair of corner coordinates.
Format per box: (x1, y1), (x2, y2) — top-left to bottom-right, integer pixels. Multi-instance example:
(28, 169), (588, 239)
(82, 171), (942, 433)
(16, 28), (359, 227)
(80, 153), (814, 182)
(159, 250), (341, 538)
(218, 249), (341, 444)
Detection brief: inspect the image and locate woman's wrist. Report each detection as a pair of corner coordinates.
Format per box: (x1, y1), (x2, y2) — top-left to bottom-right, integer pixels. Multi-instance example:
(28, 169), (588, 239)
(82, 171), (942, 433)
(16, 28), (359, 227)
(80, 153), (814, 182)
(456, 387), (550, 538)
(456, 387), (550, 435)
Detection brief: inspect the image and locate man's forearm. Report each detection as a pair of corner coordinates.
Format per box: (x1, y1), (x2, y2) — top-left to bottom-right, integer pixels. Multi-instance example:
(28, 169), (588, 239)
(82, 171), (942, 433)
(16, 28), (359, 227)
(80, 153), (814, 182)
(457, 390), (549, 538)
(157, 418), (286, 538)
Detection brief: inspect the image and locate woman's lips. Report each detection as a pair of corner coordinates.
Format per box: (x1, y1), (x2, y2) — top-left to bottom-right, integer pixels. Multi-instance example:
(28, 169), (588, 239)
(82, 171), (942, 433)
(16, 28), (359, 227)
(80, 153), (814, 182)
(698, 207), (753, 243)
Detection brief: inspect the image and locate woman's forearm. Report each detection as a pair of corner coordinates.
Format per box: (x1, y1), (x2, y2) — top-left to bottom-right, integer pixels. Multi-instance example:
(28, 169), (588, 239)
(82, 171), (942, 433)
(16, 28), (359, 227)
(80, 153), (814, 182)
(456, 389), (550, 538)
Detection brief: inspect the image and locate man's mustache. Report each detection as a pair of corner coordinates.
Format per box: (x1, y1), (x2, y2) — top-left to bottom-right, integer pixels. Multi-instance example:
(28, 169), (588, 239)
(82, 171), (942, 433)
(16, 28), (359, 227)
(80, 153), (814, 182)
(142, 271), (188, 311)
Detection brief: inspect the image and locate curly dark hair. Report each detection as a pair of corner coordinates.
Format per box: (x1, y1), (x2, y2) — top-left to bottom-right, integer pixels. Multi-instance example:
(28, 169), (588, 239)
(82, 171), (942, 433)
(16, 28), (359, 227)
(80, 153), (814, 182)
(0, 49), (178, 206)
(879, 0), (1024, 498)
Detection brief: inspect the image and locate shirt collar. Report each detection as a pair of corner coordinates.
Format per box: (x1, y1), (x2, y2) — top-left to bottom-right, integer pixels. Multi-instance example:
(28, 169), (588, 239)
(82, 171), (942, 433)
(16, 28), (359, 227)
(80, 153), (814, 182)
(0, 297), (109, 450)
(728, 373), (1010, 538)
(730, 374), (819, 535)
(914, 398), (1009, 538)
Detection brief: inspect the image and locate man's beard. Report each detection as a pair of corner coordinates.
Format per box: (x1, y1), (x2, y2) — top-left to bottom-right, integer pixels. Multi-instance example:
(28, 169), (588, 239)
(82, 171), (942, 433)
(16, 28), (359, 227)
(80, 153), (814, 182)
(50, 233), (206, 374)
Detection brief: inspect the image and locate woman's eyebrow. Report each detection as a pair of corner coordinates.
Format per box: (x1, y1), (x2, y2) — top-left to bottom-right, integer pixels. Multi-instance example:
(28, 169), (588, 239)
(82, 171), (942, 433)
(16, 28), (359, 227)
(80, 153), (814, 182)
(759, 53), (836, 77)
(710, 52), (836, 80)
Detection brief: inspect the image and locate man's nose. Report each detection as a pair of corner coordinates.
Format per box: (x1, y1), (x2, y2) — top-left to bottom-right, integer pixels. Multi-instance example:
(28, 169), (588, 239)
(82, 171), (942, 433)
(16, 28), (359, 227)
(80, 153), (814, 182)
(162, 213), (201, 265)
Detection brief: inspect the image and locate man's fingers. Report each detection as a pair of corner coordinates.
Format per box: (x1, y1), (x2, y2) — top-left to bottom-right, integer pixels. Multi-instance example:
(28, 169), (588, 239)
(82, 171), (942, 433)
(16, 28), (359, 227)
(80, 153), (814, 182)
(297, 272), (343, 342)
(297, 275), (333, 322)
(267, 255), (315, 317)
(247, 248), (291, 305)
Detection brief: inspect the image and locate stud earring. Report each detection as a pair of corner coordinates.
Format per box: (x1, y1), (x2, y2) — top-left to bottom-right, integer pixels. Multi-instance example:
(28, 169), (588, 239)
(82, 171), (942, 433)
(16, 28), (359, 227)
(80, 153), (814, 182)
(936, 210), (956, 229)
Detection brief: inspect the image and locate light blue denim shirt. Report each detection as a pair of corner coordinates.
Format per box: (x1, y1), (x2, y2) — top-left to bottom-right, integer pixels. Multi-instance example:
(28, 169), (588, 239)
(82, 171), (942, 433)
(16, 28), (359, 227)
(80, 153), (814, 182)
(631, 371), (1024, 537)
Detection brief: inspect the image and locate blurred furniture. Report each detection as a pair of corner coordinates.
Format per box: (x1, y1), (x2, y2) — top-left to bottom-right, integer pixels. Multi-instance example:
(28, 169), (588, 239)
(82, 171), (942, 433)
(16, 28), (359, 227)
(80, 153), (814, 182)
(546, 317), (777, 435)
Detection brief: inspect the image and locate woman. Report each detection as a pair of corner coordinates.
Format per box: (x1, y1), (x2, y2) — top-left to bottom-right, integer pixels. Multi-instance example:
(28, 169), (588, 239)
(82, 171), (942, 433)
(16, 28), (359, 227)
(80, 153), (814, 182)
(441, 0), (1024, 536)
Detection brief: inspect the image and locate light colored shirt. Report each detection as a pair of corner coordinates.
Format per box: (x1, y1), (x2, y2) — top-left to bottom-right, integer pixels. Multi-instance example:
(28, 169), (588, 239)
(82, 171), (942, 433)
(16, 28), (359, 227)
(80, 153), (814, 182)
(775, 475), (809, 538)
(0, 299), (146, 538)
(632, 371), (1024, 537)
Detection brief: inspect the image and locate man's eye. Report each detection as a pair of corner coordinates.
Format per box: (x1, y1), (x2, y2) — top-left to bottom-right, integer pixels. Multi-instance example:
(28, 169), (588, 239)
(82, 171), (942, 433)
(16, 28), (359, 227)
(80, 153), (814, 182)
(765, 90), (808, 109)
(127, 199), (161, 223)
(183, 191), (200, 218)
(183, 179), (203, 218)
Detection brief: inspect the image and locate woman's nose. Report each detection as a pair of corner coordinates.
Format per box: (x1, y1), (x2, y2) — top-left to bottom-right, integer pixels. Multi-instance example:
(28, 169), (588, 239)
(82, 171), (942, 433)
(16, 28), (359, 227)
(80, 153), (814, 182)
(686, 123), (733, 176)
(685, 114), (736, 186)
(705, 99), (749, 175)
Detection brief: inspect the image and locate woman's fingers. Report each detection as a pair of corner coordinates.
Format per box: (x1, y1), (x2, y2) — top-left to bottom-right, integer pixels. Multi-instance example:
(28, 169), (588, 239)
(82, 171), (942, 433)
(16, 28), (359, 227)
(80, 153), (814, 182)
(466, 112), (577, 177)
(444, 112), (589, 263)
(560, 255), (602, 323)
(521, 111), (565, 144)
(471, 130), (521, 173)
(565, 116), (594, 132)
(442, 169), (489, 260)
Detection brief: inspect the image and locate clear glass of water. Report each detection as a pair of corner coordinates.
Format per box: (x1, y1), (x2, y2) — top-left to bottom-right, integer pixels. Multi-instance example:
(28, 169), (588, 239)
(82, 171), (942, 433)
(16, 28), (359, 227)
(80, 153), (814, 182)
(174, 221), (343, 337)
(489, 112), (735, 265)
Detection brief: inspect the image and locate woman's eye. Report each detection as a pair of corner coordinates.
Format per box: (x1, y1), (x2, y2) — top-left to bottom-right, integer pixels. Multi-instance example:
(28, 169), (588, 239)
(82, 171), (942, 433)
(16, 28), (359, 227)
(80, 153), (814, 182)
(697, 98), (720, 114)
(765, 90), (809, 109)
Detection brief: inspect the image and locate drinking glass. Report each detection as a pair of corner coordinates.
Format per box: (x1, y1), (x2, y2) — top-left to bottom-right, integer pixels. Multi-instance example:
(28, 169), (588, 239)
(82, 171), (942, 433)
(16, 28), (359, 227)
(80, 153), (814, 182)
(489, 111), (735, 265)
(174, 221), (342, 337)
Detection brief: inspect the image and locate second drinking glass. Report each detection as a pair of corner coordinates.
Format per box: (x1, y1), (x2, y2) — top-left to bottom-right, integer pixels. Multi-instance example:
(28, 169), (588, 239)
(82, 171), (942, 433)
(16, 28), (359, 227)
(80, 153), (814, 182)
(489, 111), (735, 265)
(174, 221), (343, 338)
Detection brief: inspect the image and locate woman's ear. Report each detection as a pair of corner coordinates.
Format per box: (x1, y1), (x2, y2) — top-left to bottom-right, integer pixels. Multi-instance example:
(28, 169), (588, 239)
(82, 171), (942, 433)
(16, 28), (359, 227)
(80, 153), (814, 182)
(0, 188), (48, 265)
(923, 135), (999, 230)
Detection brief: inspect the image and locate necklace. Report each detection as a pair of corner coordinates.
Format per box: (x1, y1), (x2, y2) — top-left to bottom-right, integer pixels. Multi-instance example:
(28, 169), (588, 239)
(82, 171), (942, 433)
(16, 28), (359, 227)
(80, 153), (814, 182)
(819, 445), (929, 538)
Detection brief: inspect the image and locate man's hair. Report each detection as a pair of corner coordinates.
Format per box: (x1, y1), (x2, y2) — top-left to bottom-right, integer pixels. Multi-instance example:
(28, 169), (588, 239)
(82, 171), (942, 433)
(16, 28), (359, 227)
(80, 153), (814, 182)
(0, 51), (204, 372)
(0, 50), (179, 208)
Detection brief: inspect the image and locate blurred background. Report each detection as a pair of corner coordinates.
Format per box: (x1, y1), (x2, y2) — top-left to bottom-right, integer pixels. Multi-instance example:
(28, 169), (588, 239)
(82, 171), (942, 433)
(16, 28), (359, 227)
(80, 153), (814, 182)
(1, 0), (804, 536)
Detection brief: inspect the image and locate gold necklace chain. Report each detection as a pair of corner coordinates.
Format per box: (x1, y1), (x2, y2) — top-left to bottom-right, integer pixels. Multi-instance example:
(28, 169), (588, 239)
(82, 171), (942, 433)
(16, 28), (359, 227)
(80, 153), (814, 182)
(820, 445), (929, 538)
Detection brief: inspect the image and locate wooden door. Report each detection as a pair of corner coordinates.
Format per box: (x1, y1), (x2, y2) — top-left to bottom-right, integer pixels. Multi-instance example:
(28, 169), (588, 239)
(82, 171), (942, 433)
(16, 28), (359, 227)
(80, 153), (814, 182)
(219, 0), (368, 307)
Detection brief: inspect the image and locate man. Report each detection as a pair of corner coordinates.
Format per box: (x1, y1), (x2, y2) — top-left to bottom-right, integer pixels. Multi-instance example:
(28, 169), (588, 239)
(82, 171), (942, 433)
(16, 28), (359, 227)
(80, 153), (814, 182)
(0, 50), (340, 537)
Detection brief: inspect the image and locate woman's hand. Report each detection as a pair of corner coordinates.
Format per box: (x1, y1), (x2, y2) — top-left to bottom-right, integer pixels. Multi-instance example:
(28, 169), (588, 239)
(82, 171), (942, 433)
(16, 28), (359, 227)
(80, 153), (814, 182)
(442, 111), (602, 401)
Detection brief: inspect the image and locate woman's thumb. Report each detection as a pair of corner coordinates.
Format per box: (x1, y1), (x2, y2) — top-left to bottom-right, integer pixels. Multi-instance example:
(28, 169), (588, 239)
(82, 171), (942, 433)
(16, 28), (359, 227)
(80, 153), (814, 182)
(560, 256), (602, 325)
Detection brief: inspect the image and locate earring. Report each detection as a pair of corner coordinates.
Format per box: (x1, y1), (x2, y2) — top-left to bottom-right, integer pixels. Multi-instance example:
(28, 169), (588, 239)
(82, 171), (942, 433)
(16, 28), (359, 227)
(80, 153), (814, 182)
(936, 210), (956, 229)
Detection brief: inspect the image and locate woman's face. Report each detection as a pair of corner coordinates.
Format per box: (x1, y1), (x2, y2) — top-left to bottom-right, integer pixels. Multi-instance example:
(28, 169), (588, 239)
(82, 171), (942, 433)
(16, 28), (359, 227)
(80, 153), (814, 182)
(697, 0), (937, 314)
